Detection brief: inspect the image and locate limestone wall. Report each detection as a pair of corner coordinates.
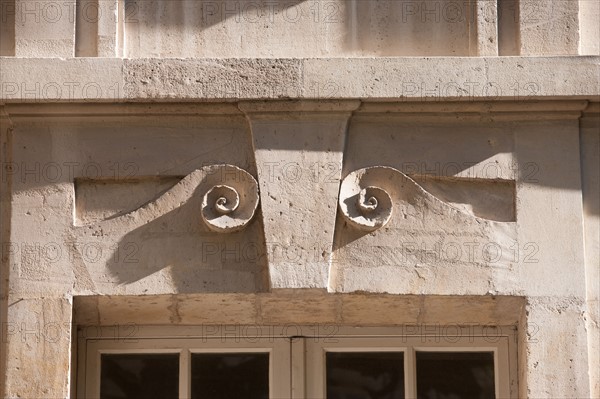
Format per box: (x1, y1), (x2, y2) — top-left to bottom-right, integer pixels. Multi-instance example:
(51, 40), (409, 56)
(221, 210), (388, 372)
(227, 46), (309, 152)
(0, 99), (598, 397)
(1, 0), (599, 57)
(0, 0), (598, 398)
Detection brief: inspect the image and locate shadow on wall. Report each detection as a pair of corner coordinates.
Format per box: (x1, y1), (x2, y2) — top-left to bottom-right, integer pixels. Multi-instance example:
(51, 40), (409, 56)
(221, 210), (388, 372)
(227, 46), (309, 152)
(341, 116), (589, 196)
(123, 0), (475, 56)
(105, 204), (269, 294)
(124, 0), (305, 29)
(124, 0), (304, 56)
(343, 0), (472, 56)
(76, 172), (270, 294)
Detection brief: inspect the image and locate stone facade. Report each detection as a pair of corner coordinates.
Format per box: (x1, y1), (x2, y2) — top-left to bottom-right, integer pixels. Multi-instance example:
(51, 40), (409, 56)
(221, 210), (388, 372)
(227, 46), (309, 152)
(0, 1), (599, 398)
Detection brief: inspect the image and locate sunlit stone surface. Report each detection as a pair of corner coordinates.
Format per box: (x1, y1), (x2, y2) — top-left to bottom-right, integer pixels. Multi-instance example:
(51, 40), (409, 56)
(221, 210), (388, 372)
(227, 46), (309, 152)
(0, 1), (598, 398)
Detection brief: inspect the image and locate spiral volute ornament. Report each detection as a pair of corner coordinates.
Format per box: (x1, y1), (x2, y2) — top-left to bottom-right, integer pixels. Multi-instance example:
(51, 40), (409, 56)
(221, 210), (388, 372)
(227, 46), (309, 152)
(339, 168), (394, 231)
(201, 165), (259, 233)
(209, 185), (240, 215)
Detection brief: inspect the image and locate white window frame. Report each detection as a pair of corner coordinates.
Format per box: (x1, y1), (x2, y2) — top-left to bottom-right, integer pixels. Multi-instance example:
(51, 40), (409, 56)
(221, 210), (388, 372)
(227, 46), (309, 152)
(77, 325), (517, 399)
(77, 327), (292, 399)
(305, 335), (512, 398)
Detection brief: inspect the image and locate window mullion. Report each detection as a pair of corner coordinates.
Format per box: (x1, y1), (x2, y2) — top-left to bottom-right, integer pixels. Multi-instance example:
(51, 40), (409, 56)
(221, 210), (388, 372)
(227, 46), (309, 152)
(179, 348), (190, 399)
(290, 337), (305, 399)
(405, 345), (417, 399)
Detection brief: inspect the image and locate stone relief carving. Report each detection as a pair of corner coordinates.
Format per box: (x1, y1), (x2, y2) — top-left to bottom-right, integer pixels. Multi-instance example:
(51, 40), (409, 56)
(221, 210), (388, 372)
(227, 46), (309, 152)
(72, 164), (265, 294)
(338, 167), (396, 231)
(339, 166), (516, 231)
(75, 177), (181, 225)
(332, 165), (518, 294)
(200, 166), (259, 233)
(71, 156), (518, 296)
(75, 164), (259, 233)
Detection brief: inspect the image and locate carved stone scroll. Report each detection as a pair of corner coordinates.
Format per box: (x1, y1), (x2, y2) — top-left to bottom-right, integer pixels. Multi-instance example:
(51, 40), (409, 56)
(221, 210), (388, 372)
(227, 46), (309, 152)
(200, 166), (259, 233)
(338, 167), (397, 231)
(75, 164), (259, 233)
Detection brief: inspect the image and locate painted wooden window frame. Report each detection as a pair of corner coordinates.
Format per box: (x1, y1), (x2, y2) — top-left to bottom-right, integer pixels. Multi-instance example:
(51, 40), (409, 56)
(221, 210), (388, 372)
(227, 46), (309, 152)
(77, 325), (517, 399)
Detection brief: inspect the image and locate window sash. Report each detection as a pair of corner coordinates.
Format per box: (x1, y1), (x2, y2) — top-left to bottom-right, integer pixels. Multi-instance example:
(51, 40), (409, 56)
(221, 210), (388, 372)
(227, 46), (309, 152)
(305, 336), (511, 399)
(77, 325), (516, 399)
(79, 336), (291, 399)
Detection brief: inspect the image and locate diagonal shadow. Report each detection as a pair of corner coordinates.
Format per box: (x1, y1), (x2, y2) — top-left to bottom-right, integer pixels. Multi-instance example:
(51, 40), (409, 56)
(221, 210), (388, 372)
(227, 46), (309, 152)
(101, 177), (269, 294)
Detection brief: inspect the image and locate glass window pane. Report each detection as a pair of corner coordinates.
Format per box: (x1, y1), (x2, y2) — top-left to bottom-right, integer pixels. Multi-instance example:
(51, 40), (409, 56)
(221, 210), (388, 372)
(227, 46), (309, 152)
(191, 353), (269, 399)
(100, 353), (179, 399)
(416, 352), (495, 399)
(326, 352), (405, 399)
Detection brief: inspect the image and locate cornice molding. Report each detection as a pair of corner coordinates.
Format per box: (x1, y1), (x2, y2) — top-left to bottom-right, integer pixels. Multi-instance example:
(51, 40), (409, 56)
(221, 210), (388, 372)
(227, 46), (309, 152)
(2, 100), (597, 120)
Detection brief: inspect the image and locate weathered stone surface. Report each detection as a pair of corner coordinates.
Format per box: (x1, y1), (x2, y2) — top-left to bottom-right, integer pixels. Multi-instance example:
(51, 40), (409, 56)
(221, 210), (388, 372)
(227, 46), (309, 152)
(4, 108), (268, 297)
(73, 165), (265, 294)
(518, 0), (580, 55)
(75, 177), (181, 225)
(242, 101), (359, 289)
(123, 0), (483, 58)
(580, 0), (600, 55)
(513, 119), (587, 298)
(1, 57), (599, 102)
(303, 56), (600, 100)
(3, 297), (73, 398)
(73, 291), (526, 327)
(581, 104), (600, 398)
(123, 58), (304, 100)
(0, 58), (124, 102)
(3, 0), (598, 58)
(3, 100), (597, 395)
(522, 297), (591, 398)
(1, 99), (598, 398)
(1, 2), (598, 397)
(14, 0), (76, 57)
(332, 165), (518, 294)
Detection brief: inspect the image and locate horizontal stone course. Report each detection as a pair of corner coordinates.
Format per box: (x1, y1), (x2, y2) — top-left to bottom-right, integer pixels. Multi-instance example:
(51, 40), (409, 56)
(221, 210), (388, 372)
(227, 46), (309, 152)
(1, 56), (598, 102)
